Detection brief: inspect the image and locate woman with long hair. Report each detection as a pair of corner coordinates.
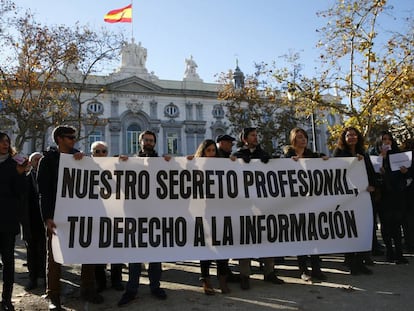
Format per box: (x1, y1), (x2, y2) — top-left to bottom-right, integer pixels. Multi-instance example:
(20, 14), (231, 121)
(284, 128), (328, 282)
(371, 131), (409, 264)
(333, 127), (376, 275)
(0, 132), (29, 311)
(190, 139), (231, 295)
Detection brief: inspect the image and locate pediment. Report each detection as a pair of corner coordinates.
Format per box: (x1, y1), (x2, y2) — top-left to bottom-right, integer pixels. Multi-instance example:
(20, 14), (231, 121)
(107, 76), (163, 93)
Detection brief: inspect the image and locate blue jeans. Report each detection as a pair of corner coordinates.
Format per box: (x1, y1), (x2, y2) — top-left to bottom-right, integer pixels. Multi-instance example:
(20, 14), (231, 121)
(125, 262), (162, 294)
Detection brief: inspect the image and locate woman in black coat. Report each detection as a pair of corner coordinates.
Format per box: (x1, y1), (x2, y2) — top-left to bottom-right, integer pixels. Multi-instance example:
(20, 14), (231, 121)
(0, 132), (28, 311)
(371, 131), (409, 264)
(333, 127), (376, 275)
(284, 128), (328, 282)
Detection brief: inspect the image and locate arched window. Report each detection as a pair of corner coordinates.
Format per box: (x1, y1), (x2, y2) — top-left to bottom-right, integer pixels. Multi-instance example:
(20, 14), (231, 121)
(126, 124), (141, 155)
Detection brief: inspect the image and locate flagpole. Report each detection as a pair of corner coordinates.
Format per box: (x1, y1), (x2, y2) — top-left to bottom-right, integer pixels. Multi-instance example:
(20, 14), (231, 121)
(131, 0), (134, 43)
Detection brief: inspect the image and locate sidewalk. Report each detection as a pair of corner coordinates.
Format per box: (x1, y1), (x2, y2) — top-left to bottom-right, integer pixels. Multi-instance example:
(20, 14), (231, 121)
(5, 238), (414, 311)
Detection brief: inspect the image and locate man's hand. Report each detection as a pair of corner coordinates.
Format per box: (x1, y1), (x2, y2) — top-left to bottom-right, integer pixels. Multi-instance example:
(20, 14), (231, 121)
(119, 155), (129, 161)
(73, 152), (85, 160)
(260, 155), (270, 164)
(46, 219), (57, 235)
(242, 156), (251, 163)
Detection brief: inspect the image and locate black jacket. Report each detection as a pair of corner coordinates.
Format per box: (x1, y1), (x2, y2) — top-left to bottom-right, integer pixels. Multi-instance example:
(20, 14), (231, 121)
(217, 148), (231, 159)
(138, 149), (158, 158)
(381, 150), (412, 194)
(22, 169), (44, 238)
(37, 146), (79, 221)
(284, 146), (321, 159)
(0, 156), (26, 234)
(232, 145), (271, 163)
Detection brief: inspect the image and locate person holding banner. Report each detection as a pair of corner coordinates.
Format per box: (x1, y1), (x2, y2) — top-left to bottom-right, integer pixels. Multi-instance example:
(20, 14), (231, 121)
(284, 128), (328, 282)
(188, 139), (234, 295)
(0, 132), (29, 311)
(232, 127), (284, 290)
(371, 131), (409, 264)
(90, 141), (125, 293)
(215, 134), (241, 284)
(118, 130), (169, 307)
(333, 127), (376, 275)
(37, 126), (104, 310)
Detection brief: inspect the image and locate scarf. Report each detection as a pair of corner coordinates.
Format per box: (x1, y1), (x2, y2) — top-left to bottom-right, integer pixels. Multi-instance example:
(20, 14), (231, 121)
(0, 153), (9, 164)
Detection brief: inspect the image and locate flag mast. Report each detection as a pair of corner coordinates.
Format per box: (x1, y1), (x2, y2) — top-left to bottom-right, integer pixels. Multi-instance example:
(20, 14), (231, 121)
(131, 0), (134, 43)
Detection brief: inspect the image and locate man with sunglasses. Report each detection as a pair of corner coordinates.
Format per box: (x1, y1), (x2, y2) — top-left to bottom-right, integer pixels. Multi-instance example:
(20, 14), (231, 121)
(37, 125), (103, 310)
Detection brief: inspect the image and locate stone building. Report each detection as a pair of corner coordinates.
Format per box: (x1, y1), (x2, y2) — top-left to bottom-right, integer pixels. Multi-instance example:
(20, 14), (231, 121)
(7, 40), (339, 156)
(60, 40), (229, 156)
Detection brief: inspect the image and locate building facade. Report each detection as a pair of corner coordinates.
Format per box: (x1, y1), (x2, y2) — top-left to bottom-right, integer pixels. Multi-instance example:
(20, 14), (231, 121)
(8, 40), (339, 156)
(60, 40), (229, 156)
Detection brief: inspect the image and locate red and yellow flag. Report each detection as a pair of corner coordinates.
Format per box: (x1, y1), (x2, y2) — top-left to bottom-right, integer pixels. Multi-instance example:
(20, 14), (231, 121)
(104, 4), (132, 23)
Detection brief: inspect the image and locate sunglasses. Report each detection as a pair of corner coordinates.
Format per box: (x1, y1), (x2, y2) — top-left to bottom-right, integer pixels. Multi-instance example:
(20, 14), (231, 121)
(62, 135), (76, 140)
(94, 149), (107, 154)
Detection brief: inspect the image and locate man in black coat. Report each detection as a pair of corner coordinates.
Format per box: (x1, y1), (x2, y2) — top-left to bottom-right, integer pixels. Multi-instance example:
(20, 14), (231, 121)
(216, 134), (235, 158)
(232, 128), (283, 290)
(38, 125), (103, 310)
(118, 130), (169, 307)
(24, 152), (46, 291)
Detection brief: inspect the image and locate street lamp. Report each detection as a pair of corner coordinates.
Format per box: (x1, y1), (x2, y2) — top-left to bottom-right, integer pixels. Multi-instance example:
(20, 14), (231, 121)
(309, 110), (317, 152)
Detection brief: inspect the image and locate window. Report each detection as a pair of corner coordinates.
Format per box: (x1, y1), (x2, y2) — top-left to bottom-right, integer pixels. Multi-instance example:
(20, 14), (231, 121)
(212, 104), (224, 119)
(164, 103), (179, 118)
(87, 101), (104, 114)
(327, 114), (336, 126)
(166, 132), (178, 155)
(88, 131), (103, 151)
(126, 124), (141, 155)
(196, 103), (203, 120)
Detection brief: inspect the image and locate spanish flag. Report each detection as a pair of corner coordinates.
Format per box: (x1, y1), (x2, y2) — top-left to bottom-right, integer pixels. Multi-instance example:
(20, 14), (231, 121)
(104, 4), (132, 23)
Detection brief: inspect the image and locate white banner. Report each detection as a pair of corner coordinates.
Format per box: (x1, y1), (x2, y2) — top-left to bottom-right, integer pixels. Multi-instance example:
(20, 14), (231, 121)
(52, 154), (373, 264)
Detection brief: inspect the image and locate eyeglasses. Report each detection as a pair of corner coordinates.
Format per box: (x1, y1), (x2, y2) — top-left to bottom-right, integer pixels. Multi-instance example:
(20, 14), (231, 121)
(143, 138), (155, 143)
(94, 149), (107, 154)
(62, 135), (76, 140)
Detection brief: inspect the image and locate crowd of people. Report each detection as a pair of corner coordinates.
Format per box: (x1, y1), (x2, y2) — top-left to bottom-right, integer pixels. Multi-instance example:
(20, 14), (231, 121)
(0, 124), (413, 311)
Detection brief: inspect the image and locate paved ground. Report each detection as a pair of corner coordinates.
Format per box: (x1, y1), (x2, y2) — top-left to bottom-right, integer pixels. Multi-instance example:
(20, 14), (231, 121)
(3, 237), (414, 311)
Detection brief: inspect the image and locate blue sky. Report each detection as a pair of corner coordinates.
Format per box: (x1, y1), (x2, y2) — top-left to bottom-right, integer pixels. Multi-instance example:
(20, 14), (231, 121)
(13, 0), (414, 83)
